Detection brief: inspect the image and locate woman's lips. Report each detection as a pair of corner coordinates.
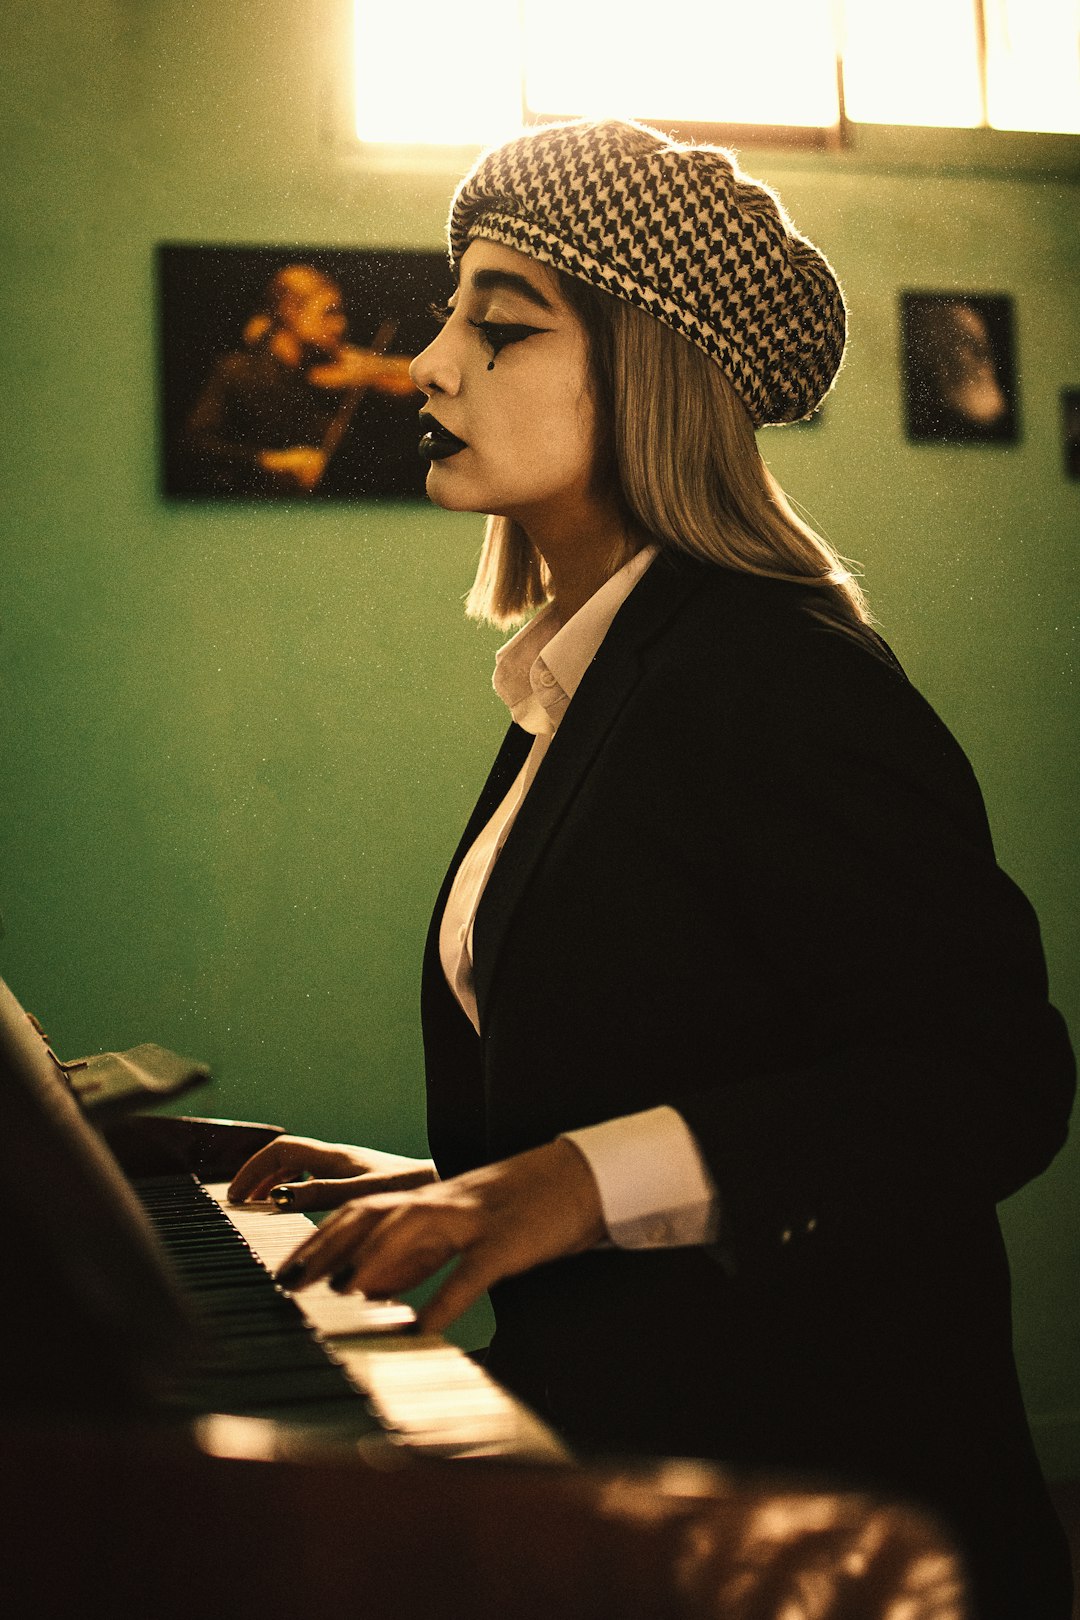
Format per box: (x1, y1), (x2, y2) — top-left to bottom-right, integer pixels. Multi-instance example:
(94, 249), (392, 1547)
(418, 414), (468, 461)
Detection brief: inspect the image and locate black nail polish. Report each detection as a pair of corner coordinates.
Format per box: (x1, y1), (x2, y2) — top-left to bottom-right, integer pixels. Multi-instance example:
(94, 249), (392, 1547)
(330, 1266), (355, 1293)
(276, 1261), (306, 1289)
(270, 1185), (294, 1209)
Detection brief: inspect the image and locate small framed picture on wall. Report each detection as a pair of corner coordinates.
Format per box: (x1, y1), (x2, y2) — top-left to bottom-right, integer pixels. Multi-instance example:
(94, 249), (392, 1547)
(158, 244), (453, 500)
(900, 292), (1019, 446)
(1062, 389), (1080, 480)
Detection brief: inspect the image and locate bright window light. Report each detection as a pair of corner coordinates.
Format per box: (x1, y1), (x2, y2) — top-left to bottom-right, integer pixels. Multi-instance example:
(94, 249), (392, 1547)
(354, 0), (840, 146)
(353, 0), (522, 145)
(522, 0), (840, 128)
(353, 0), (1080, 144)
(841, 0), (983, 127)
(985, 0), (1080, 133)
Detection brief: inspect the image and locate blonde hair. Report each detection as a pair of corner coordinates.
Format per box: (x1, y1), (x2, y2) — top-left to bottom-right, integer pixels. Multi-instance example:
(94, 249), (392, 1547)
(465, 273), (873, 646)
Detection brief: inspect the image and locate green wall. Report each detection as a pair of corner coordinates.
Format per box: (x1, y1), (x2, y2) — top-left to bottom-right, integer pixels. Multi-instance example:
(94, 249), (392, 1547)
(2, 2), (1078, 1463)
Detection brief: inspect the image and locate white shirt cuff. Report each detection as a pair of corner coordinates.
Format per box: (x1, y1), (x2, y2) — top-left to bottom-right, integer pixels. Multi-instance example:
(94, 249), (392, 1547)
(562, 1105), (720, 1248)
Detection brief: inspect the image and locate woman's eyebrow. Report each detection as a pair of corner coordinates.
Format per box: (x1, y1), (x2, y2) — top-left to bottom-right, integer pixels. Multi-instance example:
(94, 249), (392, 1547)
(466, 267), (556, 313)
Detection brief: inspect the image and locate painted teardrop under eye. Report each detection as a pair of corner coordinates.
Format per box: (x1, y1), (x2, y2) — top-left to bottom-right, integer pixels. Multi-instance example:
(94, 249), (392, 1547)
(426, 304), (547, 370)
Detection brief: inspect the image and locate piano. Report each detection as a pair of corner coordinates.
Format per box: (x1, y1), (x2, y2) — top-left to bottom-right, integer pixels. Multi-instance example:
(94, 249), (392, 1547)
(1, 973), (564, 1462)
(128, 1168), (567, 1459)
(1, 974), (968, 1618)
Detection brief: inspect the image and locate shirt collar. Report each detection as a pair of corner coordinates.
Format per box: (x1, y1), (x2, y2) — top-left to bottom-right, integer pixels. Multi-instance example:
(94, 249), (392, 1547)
(493, 545), (658, 736)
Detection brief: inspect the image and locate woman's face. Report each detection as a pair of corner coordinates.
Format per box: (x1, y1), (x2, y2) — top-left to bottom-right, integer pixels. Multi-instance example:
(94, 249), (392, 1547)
(409, 240), (604, 538)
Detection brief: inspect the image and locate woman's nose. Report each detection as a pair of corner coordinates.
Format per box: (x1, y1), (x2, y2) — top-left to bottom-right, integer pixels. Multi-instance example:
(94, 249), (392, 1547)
(409, 324), (459, 397)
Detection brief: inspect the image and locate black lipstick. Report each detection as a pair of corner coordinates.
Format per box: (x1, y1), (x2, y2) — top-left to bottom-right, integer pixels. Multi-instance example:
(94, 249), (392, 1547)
(418, 412), (467, 461)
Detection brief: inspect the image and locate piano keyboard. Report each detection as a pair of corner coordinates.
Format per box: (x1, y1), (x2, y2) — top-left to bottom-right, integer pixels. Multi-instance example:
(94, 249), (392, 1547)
(134, 1173), (568, 1463)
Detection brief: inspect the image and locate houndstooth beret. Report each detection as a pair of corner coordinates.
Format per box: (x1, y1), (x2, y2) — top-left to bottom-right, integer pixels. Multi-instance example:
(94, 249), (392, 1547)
(449, 118), (846, 426)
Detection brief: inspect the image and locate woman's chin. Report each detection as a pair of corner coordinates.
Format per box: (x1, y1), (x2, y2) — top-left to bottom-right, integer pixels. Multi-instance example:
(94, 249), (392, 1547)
(424, 466), (485, 513)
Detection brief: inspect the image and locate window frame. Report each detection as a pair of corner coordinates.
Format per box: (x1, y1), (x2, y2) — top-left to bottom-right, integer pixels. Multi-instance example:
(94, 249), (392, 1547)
(320, 0), (1080, 175)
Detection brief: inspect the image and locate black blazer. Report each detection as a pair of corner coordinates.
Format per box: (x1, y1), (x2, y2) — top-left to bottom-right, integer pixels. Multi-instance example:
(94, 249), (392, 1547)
(420, 554), (1074, 1618)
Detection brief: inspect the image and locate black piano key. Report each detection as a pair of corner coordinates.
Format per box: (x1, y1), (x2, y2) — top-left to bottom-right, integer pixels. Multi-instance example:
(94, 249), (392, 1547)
(131, 1173), (382, 1428)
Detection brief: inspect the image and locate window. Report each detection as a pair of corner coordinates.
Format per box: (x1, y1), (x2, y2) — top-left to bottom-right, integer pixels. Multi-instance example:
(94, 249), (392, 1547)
(841, 0), (984, 128)
(353, 0), (522, 146)
(842, 0), (1080, 132)
(984, 0), (1080, 134)
(521, 0), (839, 132)
(352, 0), (1080, 146)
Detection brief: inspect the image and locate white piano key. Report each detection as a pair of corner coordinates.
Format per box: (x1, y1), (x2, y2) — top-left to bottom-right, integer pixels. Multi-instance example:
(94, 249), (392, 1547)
(202, 1183), (418, 1336)
(202, 1181), (569, 1463)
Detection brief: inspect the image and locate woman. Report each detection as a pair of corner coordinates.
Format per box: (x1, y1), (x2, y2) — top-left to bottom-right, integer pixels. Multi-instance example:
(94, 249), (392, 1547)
(229, 119), (1074, 1618)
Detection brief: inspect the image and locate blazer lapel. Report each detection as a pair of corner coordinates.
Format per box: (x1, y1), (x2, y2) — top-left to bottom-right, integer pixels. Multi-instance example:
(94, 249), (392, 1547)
(422, 720), (533, 978)
(471, 553), (706, 1026)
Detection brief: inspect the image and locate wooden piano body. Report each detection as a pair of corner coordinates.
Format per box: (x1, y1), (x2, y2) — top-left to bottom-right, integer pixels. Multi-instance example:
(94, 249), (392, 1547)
(1, 977), (968, 1617)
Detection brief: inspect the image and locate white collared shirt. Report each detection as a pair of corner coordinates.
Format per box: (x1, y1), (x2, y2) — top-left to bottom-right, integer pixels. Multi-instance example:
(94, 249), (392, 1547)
(439, 546), (719, 1249)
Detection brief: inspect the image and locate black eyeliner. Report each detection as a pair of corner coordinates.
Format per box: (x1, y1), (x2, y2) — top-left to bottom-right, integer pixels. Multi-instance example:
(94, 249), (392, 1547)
(469, 319), (549, 355)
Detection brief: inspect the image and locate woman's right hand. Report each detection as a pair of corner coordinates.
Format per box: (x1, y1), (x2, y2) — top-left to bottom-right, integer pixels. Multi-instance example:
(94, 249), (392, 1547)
(227, 1134), (437, 1212)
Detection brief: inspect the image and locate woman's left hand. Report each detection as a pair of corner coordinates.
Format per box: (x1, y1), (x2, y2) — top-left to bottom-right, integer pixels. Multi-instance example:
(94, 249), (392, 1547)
(274, 1139), (606, 1336)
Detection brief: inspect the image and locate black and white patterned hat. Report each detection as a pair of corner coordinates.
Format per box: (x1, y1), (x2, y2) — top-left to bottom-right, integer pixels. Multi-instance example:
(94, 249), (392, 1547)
(449, 118), (846, 426)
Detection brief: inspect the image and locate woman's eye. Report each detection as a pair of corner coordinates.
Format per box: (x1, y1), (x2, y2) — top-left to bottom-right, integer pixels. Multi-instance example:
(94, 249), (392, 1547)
(429, 300), (456, 327)
(469, 319), (545, 355)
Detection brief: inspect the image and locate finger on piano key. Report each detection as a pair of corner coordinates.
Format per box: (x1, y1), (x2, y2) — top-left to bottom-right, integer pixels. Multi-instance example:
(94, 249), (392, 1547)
(166, 1178), (568, 1461)
(203, 1182), (418, 1336)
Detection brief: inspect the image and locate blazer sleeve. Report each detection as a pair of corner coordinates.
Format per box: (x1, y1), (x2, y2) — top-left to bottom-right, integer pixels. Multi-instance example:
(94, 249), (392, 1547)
(661, 621), (1075, 1274)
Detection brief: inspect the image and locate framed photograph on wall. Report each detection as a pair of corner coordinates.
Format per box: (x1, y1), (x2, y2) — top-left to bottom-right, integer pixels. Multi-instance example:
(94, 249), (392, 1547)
(158, 244), (453, 499)
(1063, 389), (1080, 480)
(900, 292), (1019, 446)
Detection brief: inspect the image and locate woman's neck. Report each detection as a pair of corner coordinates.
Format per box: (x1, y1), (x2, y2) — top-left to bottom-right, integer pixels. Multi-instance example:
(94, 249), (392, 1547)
(526, 507), (643, 624)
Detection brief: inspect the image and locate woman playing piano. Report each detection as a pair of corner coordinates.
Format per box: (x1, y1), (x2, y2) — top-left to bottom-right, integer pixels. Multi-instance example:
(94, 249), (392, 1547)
(229, 119), (1074, 1619)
